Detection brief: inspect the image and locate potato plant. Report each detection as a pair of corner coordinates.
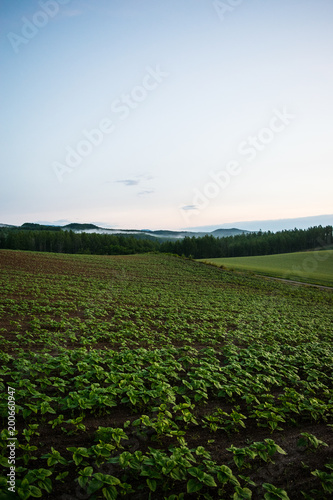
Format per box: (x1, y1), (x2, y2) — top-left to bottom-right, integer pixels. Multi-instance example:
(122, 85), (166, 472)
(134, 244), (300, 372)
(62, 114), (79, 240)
(0, 250), (332, 499)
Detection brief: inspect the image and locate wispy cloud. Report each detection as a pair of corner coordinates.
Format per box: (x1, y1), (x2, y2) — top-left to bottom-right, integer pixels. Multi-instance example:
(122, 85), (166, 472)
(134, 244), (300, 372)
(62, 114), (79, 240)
(117, 179), (139, 186)
(182, 205), (198, 211)
(140, 174), (154, 181)
(91, 221), (119, 229)
(138, 190), (154, 196)
(115, 173), (154, 188)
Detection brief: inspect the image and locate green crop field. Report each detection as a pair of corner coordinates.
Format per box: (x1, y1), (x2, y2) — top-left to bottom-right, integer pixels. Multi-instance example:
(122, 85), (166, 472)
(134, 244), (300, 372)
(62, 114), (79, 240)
(0, 250), (332, 499)
(198, 250), (333, 287)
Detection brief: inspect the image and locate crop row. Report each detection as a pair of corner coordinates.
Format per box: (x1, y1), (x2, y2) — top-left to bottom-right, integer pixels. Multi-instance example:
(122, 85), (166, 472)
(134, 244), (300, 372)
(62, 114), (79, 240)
(0, 251), (332, 498)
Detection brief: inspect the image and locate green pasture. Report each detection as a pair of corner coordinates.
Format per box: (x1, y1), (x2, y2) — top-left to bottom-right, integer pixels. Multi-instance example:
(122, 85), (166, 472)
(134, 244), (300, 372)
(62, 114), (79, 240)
(198, 249), (333, 287)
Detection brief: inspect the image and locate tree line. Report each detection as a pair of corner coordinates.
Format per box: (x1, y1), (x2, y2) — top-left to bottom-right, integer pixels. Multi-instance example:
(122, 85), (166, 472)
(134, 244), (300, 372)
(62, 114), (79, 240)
(0, 225), (331, 258)
(0, 230), (158, 255)
(160, 225), (332, 258)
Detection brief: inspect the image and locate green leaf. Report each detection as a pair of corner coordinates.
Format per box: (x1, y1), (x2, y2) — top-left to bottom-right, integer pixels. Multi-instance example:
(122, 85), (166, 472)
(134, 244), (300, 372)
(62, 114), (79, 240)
(262, 483), (290, 499)
(0, 455), (10, 467)
(103, 476), (121, 486)
(29, 486), (42, 498)
(78, 476), (89, 488)
(187, 478), (203, 493)
(36, 469), (52, 479)
(217, 465), (240, 487)
(146, 478), (157, 492)
(233, 486), (252, 499)
(188, 467), (202, 479)
(17, 489), (30, 500)
(170, 467), (185, 481)
(87, 478), (103, 495)
(38, 478), (52, 493)
(80, 466), (93, 477)
(239, 475), (256, 487)
(275, 445), (287, 455)
(297, 437), (308, 448)
(102, 486), (118, 500)
(202, 473), (217, 487)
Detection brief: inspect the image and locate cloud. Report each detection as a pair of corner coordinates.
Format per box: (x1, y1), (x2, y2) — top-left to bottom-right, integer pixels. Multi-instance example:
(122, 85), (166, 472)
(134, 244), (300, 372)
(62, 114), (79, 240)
(117, 179), (139, 186)
(138, 190), (154, 196)
(139, 174), (154, 181)
(181, 205), (198, 211)
(115, 174), (154, 188)
(91, 221), (119, 229)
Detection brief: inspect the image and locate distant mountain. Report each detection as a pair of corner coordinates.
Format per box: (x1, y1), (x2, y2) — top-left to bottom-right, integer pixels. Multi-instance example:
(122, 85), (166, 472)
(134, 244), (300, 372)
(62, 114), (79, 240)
(5, 215), (332, 240)
(60, 225), (250, 240)
(0, 222), (250, 241)
(211, 228), (248, 237)
(63, 223), (100, 230)
(20, 223), (61, 231)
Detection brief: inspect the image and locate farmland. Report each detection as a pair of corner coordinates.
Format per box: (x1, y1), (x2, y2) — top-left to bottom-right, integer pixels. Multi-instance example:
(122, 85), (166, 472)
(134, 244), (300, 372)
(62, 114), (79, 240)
(198, 250), (333, 288)
(0, 249), (332, 499)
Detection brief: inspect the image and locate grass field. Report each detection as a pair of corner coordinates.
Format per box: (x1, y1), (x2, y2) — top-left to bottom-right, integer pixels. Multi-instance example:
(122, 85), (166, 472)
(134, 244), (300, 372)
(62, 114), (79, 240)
(198, 250), (333, 287)
(0, 250), (332, 499)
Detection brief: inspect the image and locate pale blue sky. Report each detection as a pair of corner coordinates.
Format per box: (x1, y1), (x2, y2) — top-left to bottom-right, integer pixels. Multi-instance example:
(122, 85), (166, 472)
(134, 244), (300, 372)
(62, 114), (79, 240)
(1, 0), (332, 229)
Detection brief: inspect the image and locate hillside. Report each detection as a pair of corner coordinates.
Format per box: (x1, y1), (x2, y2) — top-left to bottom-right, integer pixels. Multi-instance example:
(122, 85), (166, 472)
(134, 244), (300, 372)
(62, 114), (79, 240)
(199, 250), (333, 287)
